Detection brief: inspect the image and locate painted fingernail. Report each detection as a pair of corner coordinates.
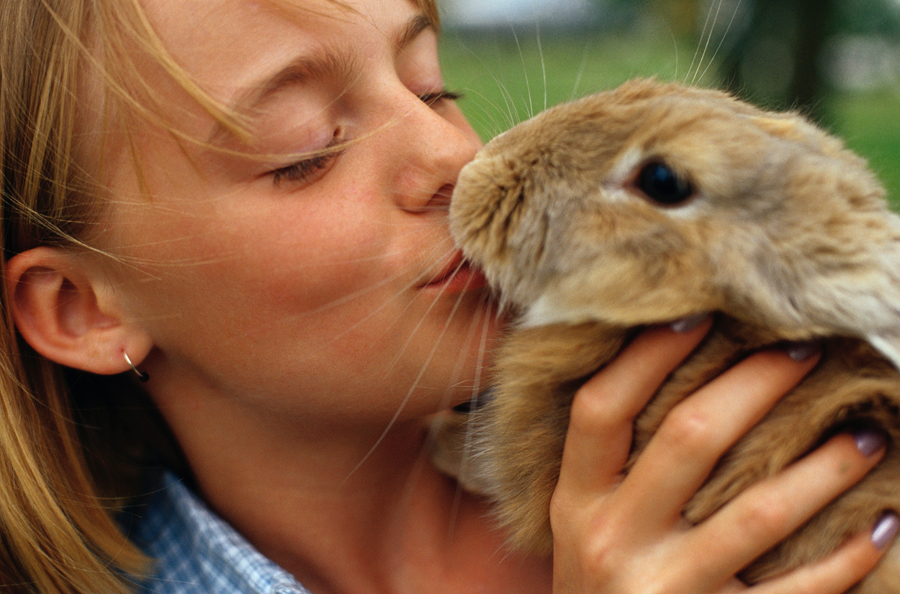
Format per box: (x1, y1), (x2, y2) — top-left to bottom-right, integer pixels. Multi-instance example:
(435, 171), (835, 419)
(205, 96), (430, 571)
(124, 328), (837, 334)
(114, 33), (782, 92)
(669, 314), (710, 333)
(854, 428), (887, 457)
(872, 513), (900, 550)
(784, 341), (821, 362)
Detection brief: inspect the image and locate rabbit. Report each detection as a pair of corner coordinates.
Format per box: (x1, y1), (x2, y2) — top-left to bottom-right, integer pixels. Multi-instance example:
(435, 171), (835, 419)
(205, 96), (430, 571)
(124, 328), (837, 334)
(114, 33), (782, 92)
(431, 78), (900, 592)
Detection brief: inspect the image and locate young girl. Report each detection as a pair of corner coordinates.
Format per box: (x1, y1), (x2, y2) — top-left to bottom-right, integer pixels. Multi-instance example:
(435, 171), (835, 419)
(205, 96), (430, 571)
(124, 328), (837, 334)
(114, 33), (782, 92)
(1, 0), (896, 592)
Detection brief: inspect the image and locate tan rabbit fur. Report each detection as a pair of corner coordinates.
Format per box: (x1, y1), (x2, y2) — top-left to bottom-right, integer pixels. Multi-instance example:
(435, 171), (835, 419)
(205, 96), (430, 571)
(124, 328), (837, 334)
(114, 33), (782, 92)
(434, 78), (900, 591)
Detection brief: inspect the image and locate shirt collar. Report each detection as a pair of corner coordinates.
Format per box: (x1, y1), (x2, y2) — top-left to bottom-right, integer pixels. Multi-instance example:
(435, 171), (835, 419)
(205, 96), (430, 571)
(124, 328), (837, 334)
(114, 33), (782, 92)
(132, 472), (310, 594)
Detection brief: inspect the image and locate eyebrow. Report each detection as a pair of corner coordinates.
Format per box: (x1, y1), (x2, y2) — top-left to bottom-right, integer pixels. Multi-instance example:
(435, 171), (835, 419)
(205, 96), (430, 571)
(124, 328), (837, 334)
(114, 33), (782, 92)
(396, 13), (433, 52)
(210, 14), (435, 143)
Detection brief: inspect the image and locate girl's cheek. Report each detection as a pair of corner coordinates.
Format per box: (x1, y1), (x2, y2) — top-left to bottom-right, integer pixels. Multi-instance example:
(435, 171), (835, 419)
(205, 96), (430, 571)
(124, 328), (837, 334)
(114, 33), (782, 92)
(242, 214), (397, 309)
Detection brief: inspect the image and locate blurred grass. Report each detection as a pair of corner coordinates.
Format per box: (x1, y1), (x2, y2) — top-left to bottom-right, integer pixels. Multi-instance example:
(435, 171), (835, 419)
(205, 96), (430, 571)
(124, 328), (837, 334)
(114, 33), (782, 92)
(439, 30), (690, 138)
(440, 29), (900, 207)
(832, 91), (900, 206)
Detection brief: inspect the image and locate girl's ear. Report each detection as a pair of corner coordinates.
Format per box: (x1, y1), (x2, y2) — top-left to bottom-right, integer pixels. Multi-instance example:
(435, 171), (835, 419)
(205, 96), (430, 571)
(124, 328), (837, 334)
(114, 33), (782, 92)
(5, 247), (153, 375)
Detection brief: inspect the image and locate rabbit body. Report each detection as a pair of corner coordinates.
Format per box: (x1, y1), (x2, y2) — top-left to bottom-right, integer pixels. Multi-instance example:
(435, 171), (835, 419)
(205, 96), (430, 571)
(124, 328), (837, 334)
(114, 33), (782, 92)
(438, 78), (900, 591)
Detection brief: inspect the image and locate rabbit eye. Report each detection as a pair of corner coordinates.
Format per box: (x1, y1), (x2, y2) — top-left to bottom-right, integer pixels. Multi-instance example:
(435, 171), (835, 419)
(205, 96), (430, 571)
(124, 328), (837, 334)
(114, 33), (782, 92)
(636, 161), (694, 206)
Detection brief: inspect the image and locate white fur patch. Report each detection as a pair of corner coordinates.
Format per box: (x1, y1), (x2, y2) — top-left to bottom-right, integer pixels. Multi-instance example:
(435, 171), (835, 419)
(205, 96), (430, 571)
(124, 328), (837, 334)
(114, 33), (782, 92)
(867, 331), (900, 372)
(521, 294), (568, 328)
(522, 293), (599, 328)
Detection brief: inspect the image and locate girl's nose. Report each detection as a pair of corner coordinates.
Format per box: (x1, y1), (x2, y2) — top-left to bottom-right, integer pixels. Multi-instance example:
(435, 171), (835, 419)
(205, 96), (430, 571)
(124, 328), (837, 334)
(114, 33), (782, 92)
(387, 92), (480, 213)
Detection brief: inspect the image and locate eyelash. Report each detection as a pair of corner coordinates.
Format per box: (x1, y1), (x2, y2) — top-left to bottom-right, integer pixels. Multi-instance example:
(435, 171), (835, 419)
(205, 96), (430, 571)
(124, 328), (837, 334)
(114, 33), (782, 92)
(271, 152), (336, 187)
(418, 89), (463, 106)
(269, 89), (462, 187)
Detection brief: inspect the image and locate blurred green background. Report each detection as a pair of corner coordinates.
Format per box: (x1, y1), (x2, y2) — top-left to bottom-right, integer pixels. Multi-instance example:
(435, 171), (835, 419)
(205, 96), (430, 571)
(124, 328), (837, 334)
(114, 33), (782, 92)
(438, 0), (900, 205)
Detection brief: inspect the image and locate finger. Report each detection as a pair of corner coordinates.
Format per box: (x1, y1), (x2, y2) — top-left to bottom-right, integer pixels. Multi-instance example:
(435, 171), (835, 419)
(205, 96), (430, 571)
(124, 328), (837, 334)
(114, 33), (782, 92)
(685, 430), (887, 584)
(750, 514), (900, 594)
(618, 344), (820, 529)
(558, 316), (712, 495)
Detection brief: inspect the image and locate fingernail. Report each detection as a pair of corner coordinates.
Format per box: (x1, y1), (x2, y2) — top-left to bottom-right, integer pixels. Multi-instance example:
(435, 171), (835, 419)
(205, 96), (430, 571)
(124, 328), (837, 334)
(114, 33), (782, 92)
(669, 314), (710, 333)
(854, 428), (887, 457)
(784, 341), (821, 362)
(872, 513), (900, 550)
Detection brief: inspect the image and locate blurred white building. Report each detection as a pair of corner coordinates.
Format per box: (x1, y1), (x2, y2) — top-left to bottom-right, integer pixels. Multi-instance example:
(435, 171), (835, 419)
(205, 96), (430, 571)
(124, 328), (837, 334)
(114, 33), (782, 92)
(440, 0), (600, 27)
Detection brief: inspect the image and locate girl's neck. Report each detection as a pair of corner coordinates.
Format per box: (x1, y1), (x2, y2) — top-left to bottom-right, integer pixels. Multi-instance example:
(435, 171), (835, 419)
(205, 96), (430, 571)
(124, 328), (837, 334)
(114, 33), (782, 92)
(162, 398), (551, 594)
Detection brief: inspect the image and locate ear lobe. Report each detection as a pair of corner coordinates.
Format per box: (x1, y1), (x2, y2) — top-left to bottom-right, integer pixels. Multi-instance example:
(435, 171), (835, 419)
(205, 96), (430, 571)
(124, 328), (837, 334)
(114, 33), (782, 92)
(6, 247), (152, 376)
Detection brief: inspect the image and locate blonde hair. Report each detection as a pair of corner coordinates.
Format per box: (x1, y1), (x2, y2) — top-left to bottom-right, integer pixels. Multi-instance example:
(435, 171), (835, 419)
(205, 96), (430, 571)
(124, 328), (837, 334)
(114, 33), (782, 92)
(0, 0), (440, 592)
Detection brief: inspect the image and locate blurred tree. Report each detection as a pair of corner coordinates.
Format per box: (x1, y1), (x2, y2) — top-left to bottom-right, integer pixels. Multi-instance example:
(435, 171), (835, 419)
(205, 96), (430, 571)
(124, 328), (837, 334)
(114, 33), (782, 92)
(717, 0), (838, 123)
(722, 0), (900, 123)
(835, 0), (900, 36)
(593, 0), (900, 124)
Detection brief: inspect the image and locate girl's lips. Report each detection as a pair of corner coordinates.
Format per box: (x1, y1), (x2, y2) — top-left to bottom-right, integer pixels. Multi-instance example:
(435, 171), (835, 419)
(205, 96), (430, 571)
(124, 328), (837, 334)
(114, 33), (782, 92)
(421, 254), (489, 293)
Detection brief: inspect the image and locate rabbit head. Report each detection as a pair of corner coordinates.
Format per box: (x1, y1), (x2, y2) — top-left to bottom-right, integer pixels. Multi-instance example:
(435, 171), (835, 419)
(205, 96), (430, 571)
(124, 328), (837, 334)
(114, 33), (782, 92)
(450, 78), (900, 365)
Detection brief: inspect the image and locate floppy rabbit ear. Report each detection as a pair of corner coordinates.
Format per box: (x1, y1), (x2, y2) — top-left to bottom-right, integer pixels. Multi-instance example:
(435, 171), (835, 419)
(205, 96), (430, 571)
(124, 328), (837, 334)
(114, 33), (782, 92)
(771, 229), (900, 372)
(839, 242), (900, 371)
(855, 238), (900, 371)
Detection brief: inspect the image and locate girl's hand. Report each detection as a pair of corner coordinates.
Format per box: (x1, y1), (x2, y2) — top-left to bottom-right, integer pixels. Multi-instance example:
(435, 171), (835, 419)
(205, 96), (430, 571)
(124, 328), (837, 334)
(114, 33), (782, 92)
(550, 318), (897, 594)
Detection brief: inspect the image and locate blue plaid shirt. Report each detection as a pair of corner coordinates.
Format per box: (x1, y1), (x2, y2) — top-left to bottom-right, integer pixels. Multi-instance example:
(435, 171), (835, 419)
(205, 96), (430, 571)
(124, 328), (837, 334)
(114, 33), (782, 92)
(132, 473), (311, 594)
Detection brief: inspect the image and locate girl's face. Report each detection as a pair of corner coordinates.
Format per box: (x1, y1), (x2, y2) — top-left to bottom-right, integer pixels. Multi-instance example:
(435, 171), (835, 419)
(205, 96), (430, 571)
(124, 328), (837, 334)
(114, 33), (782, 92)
(99, 0), (499, 426)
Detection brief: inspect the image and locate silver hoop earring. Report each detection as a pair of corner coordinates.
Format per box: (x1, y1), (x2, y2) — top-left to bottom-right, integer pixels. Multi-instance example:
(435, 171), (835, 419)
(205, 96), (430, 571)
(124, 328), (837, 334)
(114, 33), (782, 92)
(123, 352), (150, 383)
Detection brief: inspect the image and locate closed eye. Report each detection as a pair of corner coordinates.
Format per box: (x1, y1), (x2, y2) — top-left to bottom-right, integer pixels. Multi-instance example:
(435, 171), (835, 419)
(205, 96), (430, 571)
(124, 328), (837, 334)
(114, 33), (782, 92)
(418, 89), (463, 106)
(271, 152), (337, 187)
(268, 91), (460, 187)
(270, 129), (344, 187)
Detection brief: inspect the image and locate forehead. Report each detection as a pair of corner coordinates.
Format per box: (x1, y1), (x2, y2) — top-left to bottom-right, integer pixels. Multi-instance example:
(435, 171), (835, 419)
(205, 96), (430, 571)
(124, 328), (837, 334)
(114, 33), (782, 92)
(123, 0), (432, 154)
(137, 0), (421, 101)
